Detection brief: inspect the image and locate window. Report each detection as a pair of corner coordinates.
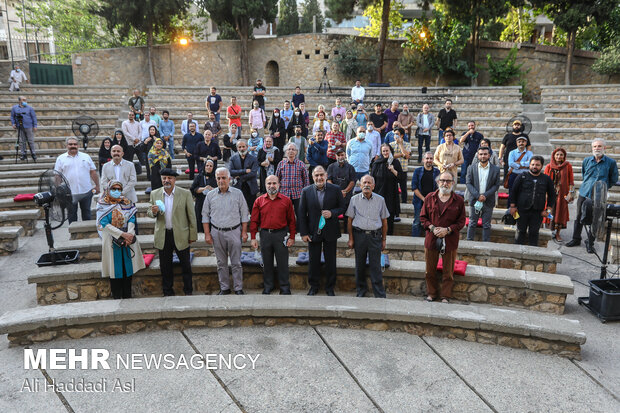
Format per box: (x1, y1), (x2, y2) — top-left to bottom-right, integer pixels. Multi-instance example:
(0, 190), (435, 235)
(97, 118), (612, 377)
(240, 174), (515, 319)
(24, 42), (50, 62)
(0, 42), (8, 60)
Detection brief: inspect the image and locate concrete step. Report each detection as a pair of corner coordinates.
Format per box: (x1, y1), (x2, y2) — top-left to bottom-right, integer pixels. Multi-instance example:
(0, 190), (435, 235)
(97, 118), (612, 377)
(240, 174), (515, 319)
(0, 295), (585, 358)
(0, 209), (40, 235)
(0, 225), (23, 254)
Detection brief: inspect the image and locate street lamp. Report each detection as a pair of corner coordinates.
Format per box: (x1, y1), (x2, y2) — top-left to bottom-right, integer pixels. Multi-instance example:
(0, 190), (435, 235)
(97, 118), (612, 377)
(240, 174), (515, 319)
(179, 38), (189, 46)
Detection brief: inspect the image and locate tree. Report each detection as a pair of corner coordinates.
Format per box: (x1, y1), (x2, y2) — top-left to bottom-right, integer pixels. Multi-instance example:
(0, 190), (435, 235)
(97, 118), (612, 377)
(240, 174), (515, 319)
(530, 0), (617, 84)
(199, 0), (277, 86)
(592, 45), (620, 76)
(333, 37), (378, 80)
(299, 0), (324, 33)
(277, 0), (299, 36)
(326, 0), (391, 83)
(399, 9), (473, 86)
(500, 6), (538, 43)
(357, 0), (405, 39)
(437, 0), (512, 85)
(94, 0), (191, 85)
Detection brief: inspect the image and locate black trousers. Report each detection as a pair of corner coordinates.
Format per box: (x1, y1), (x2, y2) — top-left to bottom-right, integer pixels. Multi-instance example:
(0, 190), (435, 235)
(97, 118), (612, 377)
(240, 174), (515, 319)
(159, 229), (193, 295)
(515, 209), (543, 246)
(123, 145), (135, 162)
(417, 134), (430, 160)
(241, 185), (256, 212)
(571, 195), (595, 244)
(353, 230), (386, 297)
(260, 229), (290, 291)
(387, 215), (395, 235)
(399, 171), (408, 204)
(292, 198), (300, 222)
(110, 277), (132, 299)
(187, 156), (196, 180)
(308, 239), (337, 291)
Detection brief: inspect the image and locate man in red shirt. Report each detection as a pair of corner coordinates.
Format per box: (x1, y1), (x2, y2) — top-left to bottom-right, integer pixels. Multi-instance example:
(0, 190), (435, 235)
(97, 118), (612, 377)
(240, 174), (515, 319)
(250, 175), (297, 294)
(420, 171), (466, 303)
(226, 96), (243, 137)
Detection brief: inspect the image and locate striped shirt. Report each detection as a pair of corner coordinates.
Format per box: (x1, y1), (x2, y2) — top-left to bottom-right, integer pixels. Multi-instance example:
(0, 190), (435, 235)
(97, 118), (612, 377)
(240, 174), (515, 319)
(202, 186), (249, 227)
(346, 192), (389, 230)
(275, 158), (309, 200)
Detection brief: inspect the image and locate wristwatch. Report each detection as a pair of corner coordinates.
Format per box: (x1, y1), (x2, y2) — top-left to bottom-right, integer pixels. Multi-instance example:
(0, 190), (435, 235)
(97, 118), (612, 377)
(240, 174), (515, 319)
(429, 225), (436, 232)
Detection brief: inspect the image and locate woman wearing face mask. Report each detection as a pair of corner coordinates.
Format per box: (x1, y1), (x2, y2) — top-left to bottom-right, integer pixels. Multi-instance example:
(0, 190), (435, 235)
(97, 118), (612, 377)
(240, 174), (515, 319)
(341, 110), (359, 141)
(371, 144), (403, 235)
(287, 107), (308, 140)
(98, 137), (113, 175)
(190, 159), (217, 233)
(248, 99), (266, 137)
(148, 138), (172, 191)
(268, 108), (287, 152)
(248, 128), (263, 157)
(96, 180), (145, 299)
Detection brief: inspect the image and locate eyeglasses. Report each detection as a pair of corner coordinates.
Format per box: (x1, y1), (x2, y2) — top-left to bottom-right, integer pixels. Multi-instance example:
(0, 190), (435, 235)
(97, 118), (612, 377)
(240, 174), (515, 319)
(438, 179), (453, 184)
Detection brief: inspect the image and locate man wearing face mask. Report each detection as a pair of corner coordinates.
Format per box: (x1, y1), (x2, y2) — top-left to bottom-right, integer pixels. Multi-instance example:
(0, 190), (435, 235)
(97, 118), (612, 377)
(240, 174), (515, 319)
(346, 175), (389, 298)
(230, 139), (259, 212)
(11, 95), (38, 160)
(465, 147), (501, 242)
(328, 149), (357, 208)
(509, 156), (556, 247)
(250, 175), (296, 295)
(365, 123), (381, 160)
(346, 126), (374, 181)
(9, 64), (27, 91)
(298, 166), (345, 296)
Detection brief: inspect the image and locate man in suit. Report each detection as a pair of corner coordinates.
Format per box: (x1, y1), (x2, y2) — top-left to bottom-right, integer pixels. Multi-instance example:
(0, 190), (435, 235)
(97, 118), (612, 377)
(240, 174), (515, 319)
(230, 139), (259, 212)
(465, 146), (501, 242)
(100, 145), (138, 203)
(147, 168), (197, 296)
(298, 166), (345, 296)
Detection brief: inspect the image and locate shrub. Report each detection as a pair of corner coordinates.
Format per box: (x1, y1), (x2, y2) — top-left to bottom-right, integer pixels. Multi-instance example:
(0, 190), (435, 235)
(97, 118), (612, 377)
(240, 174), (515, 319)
(333, 37), (377, 80)
(592, 45), (620, 75)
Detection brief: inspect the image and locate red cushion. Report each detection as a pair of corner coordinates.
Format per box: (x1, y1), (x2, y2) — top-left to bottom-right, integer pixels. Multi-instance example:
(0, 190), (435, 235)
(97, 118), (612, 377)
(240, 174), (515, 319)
(13, 194), (35, 202)
(143, 254), (155, 267)
(338, 214), (344, 220)
(184, 168), (199, 174)
(465, 218), (483, 227)
(437, 258), (468, 276)
(498, 192), (509, 199)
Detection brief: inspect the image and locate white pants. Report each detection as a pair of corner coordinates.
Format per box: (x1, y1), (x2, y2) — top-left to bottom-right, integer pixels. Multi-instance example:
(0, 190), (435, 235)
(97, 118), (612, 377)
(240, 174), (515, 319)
(9, 81), (21, 91)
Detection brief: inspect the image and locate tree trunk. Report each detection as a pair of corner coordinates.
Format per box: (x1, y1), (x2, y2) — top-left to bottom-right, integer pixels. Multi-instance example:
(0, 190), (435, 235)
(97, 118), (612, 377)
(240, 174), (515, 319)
(471, 16), (479, 86)
(565, 29), (575, 85)
(236, 18), (250, 86)
(146, 29), (156, 85)
(375, 0), (390, 84)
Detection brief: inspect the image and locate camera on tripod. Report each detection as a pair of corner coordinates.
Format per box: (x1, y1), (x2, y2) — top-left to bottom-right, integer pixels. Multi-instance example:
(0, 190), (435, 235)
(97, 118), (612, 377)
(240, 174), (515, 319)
(15, 113), (23, 126)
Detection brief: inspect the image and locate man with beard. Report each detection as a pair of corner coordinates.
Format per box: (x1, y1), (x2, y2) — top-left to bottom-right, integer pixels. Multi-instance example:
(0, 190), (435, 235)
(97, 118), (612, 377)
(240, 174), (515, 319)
(148, 168), (197, 296)
(509, 156), (556, 247)
(420, 171), (466, 303)
(411, 152), (439, 237)
(101, 145), (138, 203)
(276, 143), (309, 219)
(346, 175), (389, 298)
(194, 129), (221, 171)
(298, 166), (345, 296)
(327, 149), (357, 208)
(230, 139), (259, 212)
(250, 175), (297, 295)
(499, 119), (531, 176)
(566, 139), (618, 253)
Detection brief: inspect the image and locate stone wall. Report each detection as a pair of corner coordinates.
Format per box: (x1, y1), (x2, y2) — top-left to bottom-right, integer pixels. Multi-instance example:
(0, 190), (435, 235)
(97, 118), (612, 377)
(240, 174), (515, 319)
(71, 34), (619, 98)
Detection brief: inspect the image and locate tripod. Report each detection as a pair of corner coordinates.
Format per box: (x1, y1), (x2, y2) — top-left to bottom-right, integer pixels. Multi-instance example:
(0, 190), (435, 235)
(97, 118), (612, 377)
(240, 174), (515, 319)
(317, 67), (332, 94)
(14, 120), (35, 163)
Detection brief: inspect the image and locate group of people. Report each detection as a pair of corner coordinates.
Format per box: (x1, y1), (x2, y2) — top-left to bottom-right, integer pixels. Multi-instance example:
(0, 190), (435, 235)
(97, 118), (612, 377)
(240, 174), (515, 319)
(48, 81), (618, 303)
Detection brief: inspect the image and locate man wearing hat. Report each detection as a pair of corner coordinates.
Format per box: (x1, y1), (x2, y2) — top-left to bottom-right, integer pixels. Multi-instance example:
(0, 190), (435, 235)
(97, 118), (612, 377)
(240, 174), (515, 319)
(506, 135), (532, 191)
(147, 168), (197, 296)
(499, 119), (531, 177)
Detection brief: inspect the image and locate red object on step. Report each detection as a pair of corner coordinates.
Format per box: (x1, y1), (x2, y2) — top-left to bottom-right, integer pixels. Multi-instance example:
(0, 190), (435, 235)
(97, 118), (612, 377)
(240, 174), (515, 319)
(13, 194), (35, 202)
(338, 214), (344, 220)
(464, 218), (483, 227)
(184, 168), (199, 174)
(498, 192), (508, 199)
(143, 254), (155, 267)
(437, 258), (468, 276)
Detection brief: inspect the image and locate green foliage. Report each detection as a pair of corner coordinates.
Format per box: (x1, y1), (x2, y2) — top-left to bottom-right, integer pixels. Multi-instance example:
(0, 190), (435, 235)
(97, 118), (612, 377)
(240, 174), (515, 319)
(480, 19), (506, 41)
(476, 46), (530, 86)
(399, 10), (474, 86)
(357, 0), (405, 39)
(299, 0), (324, 33)
(333, 37), (378, 80)
(277, 0), (299, 36)
(531, 0), (616, 36)
(217, 21), (240, 40)
(592, 45), (620, 75)
(500, 7), (539, 43)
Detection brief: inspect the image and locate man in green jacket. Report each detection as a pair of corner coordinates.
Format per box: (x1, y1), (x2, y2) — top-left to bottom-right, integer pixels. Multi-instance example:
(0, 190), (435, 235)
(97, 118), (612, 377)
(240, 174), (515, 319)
(147, 168), (197, 295)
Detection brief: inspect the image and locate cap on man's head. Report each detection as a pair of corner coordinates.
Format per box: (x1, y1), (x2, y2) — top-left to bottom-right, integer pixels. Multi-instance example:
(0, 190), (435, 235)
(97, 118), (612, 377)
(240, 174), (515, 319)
(516, 136), (527, 142)
(159, 168), (179, 177)
(336, 148), (345, 155)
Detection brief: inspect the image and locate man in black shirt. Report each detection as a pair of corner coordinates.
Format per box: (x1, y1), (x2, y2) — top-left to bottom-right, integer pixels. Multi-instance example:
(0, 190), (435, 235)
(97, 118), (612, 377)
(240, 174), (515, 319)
(436, 99), (457, 145)
(291, 86), (305, 109)
(327, 149), (357, 208)
(253, 79), (267, 111)
(499, 119), (531, 175)
(369, 103), (388, 140)
(128, 89), (145, 121)
(205, 86), (223, 122)
(194, 130), (222, 171)
(411, 152), (439, 236)
(509, 156), (555, 246)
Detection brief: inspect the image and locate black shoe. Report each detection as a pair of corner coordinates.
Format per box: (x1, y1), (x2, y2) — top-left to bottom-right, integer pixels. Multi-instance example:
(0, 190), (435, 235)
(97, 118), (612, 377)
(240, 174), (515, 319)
(393, 216), (401, 222)
(217, 289), (231, 295)
(262, 289), (273, 295)
(356, 292), (366, 298)
(565, 239), (581, 247)
(19, 155), (26, 161)
(307, 288), (318, 296)
(585, 241), (596, 254)
(417, 156), (422, 163)
(326, 289), (335, 296)
(280, 288), (291, 295)
(31, 154), (37, 162)
(235, 290), (245, 295)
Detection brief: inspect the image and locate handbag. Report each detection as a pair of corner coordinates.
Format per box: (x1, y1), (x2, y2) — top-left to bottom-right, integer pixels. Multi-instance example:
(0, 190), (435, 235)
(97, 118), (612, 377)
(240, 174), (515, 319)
(503, 151), (527, 189)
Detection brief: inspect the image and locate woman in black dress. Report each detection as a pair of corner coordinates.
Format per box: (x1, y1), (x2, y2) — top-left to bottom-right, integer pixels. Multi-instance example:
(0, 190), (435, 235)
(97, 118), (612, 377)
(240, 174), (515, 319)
(257, 136), (282, 194)
(98, 137), (113, 174)
(190, 159), (217, 232)
(268, 108), (287, 152)
(222, 124), (239, 163)
(371, 143), (403, 235)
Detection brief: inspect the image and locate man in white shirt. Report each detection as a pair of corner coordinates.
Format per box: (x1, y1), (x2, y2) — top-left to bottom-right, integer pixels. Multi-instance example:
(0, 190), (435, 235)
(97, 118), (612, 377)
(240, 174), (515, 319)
(9, 65), (27, 92)
(181, 112), (199, 136)
(365, 124), (381, 160)
(140, 112), (157, 141)
(101, 145), (138, 203)
(54, 137), (100, 223)
(351, 80), (365, 105)
(121, 111), (141, 162)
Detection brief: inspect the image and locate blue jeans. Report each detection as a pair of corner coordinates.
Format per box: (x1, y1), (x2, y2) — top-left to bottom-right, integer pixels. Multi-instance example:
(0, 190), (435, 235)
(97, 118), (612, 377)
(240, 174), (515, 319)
(411, 199), (423, 237)
(438, 129), (444, 146)
(460, 159), (472, 184)
(214, 112), (220, 123)
(69, 191), (94, 224)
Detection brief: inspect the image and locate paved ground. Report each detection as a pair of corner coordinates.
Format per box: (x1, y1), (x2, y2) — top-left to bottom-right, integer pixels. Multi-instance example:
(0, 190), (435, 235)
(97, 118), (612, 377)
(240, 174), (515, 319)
(0, 200), (619, 412)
